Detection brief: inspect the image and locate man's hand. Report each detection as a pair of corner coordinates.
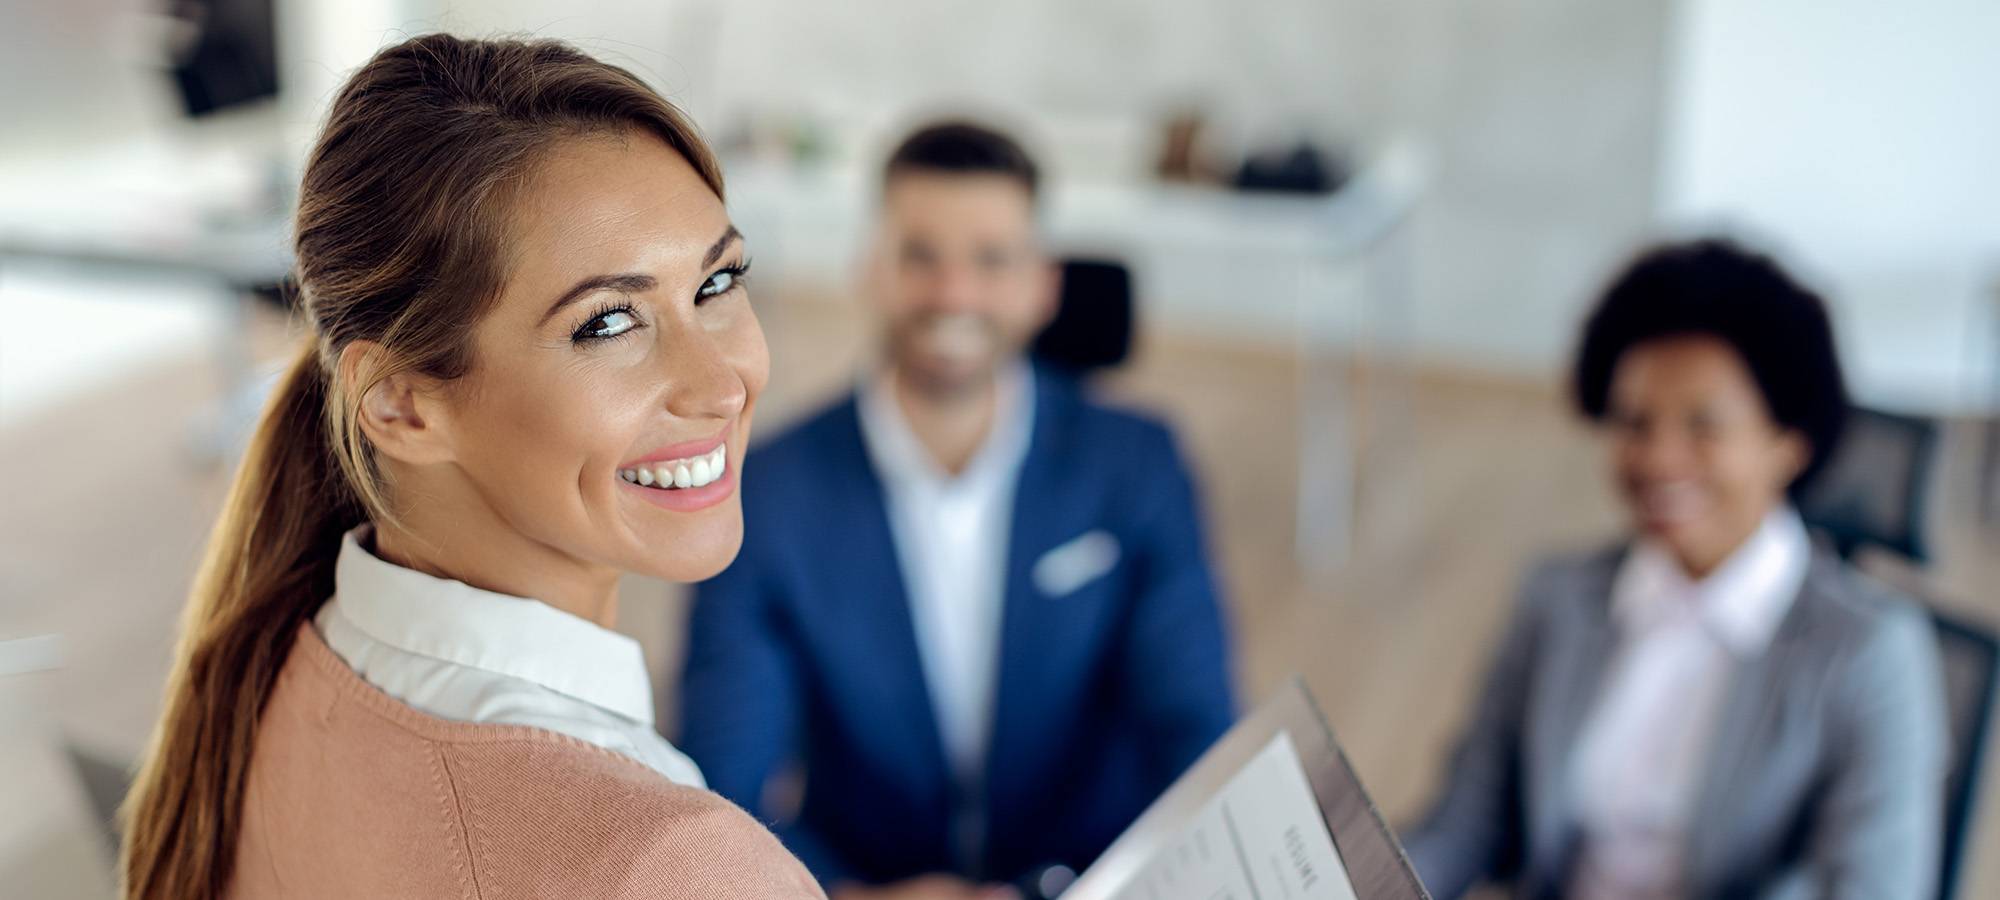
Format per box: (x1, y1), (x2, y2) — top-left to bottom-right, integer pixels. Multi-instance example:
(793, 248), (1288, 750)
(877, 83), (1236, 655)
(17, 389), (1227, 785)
(831, 873), (1022, 900)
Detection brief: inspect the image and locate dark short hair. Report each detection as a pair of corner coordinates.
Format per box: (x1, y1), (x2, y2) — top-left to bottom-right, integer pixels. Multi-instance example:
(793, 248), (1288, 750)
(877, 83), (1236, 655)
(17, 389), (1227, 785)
(1574, 239), (1849, 493)
(883, 121), (1039, 201)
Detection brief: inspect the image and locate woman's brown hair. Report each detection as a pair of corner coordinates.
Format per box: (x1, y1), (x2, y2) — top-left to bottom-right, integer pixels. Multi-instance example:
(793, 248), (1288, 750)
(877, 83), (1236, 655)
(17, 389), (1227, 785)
(119, 34), (723, 898)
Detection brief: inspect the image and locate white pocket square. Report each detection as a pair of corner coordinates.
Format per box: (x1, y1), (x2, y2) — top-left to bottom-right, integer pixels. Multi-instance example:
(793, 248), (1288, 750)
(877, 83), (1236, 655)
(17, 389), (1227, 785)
(1033, 530), (1121, 597)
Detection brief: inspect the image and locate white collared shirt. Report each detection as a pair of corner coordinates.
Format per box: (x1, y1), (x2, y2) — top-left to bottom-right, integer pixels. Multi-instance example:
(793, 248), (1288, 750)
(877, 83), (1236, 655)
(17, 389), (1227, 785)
(1569, 507), (1811, 900)
(314, 527), (705, 788)
(856, 360), (1036, 790)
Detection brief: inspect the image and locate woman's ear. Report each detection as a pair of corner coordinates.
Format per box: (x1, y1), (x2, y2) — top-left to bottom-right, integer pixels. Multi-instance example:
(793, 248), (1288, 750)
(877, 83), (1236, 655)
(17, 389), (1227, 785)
(340, 341), (458, 466)
(1775, 428), (1812, 490)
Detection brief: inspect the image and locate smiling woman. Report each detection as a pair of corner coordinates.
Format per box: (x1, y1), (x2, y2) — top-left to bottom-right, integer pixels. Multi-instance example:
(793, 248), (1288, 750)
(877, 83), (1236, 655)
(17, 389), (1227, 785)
(1402, 240), (1947, 900)
(116, 34), (813, 900)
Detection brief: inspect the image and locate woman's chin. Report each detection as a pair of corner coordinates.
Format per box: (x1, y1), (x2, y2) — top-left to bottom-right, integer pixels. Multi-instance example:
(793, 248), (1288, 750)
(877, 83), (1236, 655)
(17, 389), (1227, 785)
(1632, 507), (1718, 556)
(1635, 510), (1744, 573)
(626, 514), (744, 584)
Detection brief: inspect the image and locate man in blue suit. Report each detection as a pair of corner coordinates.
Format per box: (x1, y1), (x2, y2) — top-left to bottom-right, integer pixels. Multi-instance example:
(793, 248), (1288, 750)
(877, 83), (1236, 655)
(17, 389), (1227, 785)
(679, 122), (1235, 900)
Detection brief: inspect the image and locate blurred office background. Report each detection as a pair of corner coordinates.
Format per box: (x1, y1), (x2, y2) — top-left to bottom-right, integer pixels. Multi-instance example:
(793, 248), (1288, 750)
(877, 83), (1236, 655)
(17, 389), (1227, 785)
(2, 0), (1997, 897)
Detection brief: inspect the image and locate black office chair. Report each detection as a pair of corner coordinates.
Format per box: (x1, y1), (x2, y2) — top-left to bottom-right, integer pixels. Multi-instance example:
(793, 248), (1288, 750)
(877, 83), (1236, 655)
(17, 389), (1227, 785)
(1796, 407), (1941, 563)
(1932, 613), (2000, 900)
(1797, 406), (1999, 900)
(1032, 258), (1134, 375)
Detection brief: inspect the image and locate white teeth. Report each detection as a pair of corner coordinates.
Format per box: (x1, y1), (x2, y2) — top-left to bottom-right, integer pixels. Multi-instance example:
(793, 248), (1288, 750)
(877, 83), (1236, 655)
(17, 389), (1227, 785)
(920, 314), (994, 363)
(703, 447), (726, 484)
(622, 445), (729, 490)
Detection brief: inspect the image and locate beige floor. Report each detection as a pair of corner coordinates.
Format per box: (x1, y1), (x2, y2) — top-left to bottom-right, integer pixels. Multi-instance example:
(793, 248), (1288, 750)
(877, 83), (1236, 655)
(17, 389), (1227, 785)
(4, 286), (1997, 897)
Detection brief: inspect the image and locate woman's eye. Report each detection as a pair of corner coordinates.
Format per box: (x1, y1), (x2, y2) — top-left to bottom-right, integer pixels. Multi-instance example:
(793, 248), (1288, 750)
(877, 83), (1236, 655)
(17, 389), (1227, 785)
(699, 270), (735, 299)
(577, 309), (639, 341)
(699, 262), (751, 301)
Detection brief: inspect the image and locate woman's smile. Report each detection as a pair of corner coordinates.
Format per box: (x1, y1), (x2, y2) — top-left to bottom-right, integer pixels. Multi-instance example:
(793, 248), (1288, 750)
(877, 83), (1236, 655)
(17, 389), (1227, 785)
(617, 423), (738, 511)
(620, 444), (729, 490)
(1628, 476), (1712, 532)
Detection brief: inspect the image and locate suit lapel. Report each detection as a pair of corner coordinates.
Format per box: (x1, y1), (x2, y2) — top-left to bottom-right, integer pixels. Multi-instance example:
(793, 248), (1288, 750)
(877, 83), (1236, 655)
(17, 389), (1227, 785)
(1682, 556), (1821, 891)
(829, 398), (956, 800)
(1526, 551), (1624, 889)
(983, 374), (1081, 841)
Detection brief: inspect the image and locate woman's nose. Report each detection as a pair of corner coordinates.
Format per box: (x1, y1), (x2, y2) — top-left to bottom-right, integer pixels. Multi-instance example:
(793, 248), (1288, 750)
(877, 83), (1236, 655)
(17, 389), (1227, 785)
(657, 319), (748, 422)
(1627, 428), (1697, 478)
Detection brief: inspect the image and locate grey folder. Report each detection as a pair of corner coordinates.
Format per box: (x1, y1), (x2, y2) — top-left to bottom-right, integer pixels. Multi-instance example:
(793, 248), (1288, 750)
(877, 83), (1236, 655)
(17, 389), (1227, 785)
(1064, 677), (1431, 900)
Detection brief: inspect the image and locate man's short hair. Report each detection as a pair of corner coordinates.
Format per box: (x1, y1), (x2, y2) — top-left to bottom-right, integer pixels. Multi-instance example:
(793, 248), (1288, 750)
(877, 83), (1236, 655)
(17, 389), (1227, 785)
(883, 121), (1039, 201)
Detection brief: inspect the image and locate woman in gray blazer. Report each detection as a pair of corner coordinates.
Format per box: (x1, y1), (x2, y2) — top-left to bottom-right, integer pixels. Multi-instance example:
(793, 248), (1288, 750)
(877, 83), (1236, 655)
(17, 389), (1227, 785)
(1403, 240), (1948, 900)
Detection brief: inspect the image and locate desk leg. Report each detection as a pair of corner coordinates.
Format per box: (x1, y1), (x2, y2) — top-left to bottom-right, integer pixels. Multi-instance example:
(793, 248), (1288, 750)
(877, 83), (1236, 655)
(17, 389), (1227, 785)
(1295, 256), (1354, 584)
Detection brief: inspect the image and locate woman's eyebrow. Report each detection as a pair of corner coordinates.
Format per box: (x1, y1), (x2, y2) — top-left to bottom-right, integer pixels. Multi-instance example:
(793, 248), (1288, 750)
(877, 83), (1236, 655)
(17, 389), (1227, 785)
(703, 225), (743, 268)
(542, 274), (656, 324)
(540, 225), (742, 324)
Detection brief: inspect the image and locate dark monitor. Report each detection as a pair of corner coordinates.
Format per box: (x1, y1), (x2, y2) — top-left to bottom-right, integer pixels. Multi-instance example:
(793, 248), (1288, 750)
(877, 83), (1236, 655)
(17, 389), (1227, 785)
(168, 0), (279, 117)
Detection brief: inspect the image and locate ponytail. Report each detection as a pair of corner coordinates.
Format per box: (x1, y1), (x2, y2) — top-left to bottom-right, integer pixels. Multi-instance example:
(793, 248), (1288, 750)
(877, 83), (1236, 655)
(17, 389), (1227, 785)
(120, 341), (364, 898)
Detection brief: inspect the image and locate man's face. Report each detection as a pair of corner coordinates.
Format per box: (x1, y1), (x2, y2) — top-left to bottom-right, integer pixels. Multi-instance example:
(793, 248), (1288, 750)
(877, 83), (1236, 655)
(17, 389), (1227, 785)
(866, 172), (1059, 396)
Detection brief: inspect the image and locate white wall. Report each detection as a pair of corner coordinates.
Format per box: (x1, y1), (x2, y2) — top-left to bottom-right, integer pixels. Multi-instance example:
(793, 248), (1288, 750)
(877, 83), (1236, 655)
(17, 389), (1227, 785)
(419, 0), (691, 96)
(1660, 0), (2000, 412)
(0, 0), (176, 158)
(279, 0), (424, 119)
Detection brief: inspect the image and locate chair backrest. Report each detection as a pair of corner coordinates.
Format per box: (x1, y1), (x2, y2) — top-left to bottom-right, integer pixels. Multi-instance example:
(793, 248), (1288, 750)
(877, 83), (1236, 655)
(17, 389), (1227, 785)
(1931, 607), (2000, 900)
(1797, 406), (1941, 564)
(1792, 407), (1993, 899)
(1032, 258), (1134, 375)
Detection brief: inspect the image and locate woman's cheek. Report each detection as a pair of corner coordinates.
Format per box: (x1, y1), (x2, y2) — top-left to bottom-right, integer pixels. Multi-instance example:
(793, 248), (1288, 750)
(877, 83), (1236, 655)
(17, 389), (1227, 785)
(721, 306), (771, 404)
(572, 373), (655, 456)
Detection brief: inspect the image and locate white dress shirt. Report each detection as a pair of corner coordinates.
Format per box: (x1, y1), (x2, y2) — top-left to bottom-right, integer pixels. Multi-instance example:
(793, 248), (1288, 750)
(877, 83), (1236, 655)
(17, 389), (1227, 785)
(857, 360), (1036, 792)
(314, 526), (705, 788)
(1568, 507), (1811, 900)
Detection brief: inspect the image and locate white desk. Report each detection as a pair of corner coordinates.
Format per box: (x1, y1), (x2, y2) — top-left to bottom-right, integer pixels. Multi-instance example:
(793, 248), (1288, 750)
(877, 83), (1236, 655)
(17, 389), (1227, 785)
(0, 131), (295, 446)
(0, 131), (294, 287)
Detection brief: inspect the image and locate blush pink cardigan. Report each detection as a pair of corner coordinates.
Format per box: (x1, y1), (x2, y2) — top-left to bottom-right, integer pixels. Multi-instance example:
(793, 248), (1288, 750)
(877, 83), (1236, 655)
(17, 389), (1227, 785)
(226, 626), (824, 899)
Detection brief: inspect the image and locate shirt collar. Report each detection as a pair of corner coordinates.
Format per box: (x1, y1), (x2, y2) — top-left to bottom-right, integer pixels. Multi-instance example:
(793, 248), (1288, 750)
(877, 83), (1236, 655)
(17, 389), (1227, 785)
(330, 527), (657, 725)
(857, 357), (1037, 494)
(1610, 506), (1811, 656)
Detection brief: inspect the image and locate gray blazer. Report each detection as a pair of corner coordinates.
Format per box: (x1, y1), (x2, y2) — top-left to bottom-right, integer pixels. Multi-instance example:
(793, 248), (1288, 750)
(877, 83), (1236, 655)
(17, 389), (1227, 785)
(1403, 543), (1948, 900)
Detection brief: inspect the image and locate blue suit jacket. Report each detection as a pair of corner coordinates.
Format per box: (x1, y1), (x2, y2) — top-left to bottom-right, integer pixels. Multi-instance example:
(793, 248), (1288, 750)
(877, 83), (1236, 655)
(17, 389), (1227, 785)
(679, 370), (1235, 887)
